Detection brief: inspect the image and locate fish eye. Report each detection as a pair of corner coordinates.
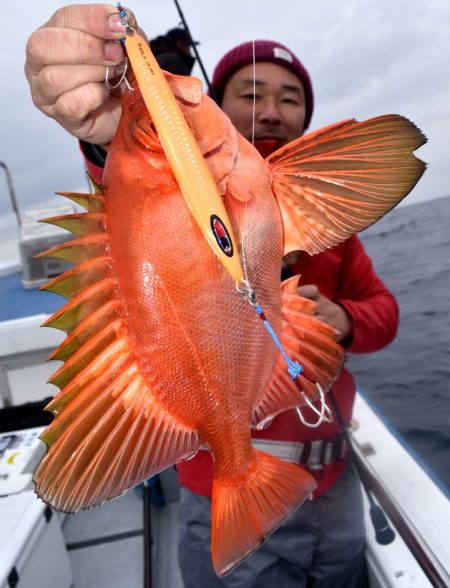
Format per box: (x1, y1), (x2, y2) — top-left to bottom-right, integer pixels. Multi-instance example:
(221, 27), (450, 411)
(130, 112), (160, 151)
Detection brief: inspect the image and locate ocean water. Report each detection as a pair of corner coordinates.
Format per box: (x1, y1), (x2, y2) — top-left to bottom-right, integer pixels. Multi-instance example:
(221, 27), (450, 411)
(347, 195), (450, 490)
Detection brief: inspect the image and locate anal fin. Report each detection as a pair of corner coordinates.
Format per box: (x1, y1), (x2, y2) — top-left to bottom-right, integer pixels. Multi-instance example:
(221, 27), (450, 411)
(34, 362), (200, 512)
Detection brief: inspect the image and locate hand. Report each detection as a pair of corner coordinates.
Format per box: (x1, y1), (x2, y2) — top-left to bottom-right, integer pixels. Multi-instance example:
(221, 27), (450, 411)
(25, 4), (137, 147)
(298, 284), (353, 343)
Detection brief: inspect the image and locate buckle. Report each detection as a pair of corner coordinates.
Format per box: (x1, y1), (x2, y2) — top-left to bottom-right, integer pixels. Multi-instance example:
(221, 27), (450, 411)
(301, 433), (348, 470)
(306, 440), (323, 471)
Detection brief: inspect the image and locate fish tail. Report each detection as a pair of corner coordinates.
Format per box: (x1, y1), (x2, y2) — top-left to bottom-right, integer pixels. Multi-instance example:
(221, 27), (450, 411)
(211, 450), (316, 577)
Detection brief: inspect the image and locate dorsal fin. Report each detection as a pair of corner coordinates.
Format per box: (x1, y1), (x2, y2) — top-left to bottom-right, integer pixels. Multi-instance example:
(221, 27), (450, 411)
(56, 191), (105, 212)
(34, 192), (200, 512)
(37, 235), (109, 264)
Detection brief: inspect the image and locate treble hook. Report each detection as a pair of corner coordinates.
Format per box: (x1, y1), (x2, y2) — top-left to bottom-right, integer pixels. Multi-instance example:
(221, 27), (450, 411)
(296, 383), (333, 428)
(105, 57), (133, 91)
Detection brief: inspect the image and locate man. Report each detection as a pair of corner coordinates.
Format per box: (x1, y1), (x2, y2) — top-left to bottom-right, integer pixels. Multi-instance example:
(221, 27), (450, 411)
(149, 27), (198, 76)
(176, 40), (397, 588)
(25, 5), (398, 587)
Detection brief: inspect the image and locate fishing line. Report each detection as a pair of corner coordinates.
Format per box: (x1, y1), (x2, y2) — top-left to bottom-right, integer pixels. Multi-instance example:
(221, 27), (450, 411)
(240, 40), (257, 283)
(251, 40), (256, 146)
(239, 38), (331, 427)
(117, 2), (328, 427)
(238, 41), (257, 284)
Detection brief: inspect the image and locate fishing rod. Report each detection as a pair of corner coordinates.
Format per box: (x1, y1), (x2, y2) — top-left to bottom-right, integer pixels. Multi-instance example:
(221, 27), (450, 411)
(328, 392), (395, 546)
(172, 0), (217, 101)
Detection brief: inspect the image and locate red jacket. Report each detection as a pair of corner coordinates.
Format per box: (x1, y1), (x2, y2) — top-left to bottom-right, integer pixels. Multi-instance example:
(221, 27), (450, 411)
(81, 142), (399, 498)
(177, 237), (398, 497)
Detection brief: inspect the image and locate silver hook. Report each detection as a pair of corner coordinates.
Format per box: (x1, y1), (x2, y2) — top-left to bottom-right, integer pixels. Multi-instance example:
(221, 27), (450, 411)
(296, 383), (333, 428)
(236, 278), (257, 307)
(105, 57), (133, 92)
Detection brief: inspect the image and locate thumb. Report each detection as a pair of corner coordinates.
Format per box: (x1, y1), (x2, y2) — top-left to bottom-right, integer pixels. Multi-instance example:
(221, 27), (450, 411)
(298, 284), (320, 301)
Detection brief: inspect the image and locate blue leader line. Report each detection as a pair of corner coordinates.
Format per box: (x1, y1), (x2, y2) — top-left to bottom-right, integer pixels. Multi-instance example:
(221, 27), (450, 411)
(254, 304), (303, 380)
(117, 2), (127, 20)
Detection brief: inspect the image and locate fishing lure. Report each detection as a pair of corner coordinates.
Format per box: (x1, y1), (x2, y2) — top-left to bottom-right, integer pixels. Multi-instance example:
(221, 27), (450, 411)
(117, 5), (331, 425)
(119, 10), (245, 289)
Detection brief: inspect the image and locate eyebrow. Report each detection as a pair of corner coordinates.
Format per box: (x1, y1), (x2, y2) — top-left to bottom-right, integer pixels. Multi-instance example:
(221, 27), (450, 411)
(238, 79), (303, 94)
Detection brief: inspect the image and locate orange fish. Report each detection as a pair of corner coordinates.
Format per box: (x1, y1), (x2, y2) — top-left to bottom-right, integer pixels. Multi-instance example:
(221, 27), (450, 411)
(33, 70), (425, 576)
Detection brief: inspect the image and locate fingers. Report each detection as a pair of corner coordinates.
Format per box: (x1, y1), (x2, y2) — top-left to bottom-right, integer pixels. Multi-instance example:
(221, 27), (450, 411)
(50, 81), (108, 125)
(24, 4), (136, 145)
(31, 63), (124, 106)
(51, 85), (122, 145)
(45, 4), (129, 39)
(26, 28), (124, 77)
(24, 4), (142, 145)
(25, 4), (139, 75)
(297, 284), (320, 301)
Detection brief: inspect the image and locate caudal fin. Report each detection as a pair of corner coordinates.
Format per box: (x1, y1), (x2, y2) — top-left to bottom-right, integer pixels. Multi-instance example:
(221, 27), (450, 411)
(211, 450), (316, 577)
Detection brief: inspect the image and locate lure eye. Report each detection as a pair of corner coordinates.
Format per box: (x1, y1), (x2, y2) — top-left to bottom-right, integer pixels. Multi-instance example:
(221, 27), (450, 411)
(211, 215), (233, 257)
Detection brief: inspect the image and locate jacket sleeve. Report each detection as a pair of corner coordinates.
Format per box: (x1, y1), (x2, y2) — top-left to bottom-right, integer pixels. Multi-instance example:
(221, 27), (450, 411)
(335, 236), (399, 354)
(78, 49), (190, 184)
(79, 141), (106, 185)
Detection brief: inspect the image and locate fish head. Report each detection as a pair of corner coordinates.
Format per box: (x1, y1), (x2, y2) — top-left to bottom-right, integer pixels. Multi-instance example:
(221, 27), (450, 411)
(106, 71), (280, 286)
(108, 73), (241, 195)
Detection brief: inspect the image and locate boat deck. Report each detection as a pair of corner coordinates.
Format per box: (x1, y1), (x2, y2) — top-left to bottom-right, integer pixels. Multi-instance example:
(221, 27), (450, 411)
(61, 474), (183, 588)
(0, 271), (61, 323)
(1, 267), (449, 587)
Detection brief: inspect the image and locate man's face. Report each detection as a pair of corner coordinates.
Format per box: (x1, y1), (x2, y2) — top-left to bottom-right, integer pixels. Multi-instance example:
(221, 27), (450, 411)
(220, 62), (306, 143)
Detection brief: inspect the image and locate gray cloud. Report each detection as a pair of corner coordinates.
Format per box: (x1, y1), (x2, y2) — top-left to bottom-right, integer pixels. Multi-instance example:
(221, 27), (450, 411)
(1, 0), (448, 215)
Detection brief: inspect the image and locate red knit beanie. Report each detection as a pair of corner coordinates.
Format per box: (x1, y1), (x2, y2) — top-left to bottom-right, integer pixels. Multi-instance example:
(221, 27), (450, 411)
(211, 40), (314, 129)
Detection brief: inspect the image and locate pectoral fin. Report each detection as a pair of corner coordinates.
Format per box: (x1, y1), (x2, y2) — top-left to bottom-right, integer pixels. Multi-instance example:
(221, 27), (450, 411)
(268, 115), (426, 255)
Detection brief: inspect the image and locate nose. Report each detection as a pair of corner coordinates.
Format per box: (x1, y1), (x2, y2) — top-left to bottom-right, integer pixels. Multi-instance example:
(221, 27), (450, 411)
(257, 98), (282, 125)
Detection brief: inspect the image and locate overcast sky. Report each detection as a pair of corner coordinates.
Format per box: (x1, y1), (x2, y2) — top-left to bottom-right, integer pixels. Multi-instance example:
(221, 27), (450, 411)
(1, 0), (449, 219)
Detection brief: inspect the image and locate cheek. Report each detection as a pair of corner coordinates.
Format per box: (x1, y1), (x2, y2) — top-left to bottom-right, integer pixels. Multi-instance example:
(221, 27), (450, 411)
(223, 104), (253, 136)
(285, 108), (306, 140)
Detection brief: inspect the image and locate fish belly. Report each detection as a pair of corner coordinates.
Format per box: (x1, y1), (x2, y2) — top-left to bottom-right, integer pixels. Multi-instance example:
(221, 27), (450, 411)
(104, 164), (282, 459)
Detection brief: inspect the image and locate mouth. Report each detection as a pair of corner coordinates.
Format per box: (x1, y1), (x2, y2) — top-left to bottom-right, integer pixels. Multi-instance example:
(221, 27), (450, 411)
(255, 133), (284, 140)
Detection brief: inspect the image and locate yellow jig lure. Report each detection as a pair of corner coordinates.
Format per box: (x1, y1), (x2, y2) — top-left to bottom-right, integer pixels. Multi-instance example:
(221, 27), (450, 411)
(117, 7), (324, 408)
(122, 16), (244, 288)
